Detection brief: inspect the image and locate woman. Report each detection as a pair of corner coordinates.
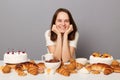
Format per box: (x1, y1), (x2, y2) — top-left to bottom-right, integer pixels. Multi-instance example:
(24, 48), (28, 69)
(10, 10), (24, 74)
(45, 8), (79, 62)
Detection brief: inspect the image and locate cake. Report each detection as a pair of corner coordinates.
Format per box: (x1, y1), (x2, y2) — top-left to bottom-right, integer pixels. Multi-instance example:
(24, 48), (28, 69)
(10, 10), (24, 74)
(89, 52), (113, 65)
(4, 51), (28, 64)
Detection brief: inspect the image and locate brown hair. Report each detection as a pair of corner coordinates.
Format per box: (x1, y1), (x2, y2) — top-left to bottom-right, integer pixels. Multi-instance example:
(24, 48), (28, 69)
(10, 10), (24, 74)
(50, 8), (77, 41)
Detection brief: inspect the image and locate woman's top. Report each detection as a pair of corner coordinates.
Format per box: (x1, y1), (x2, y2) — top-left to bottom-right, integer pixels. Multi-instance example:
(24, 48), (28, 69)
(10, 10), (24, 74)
(45, 30), (79, 48)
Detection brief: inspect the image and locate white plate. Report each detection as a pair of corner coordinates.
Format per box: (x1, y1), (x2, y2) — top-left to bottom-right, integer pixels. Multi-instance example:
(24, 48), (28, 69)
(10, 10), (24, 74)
(117, 59), (120, 63)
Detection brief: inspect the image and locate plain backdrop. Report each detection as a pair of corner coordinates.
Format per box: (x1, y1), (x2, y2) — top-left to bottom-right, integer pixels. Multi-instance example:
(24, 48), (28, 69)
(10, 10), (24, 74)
(0, 0), (120, 60)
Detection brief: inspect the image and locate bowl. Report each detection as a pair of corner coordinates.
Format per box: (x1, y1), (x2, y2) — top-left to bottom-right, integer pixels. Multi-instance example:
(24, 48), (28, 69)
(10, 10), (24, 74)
(89, 55), (113, 65)
(76, 58), (88, 65)
(44, 60), (61, 74)
(44, 61), (61, 69)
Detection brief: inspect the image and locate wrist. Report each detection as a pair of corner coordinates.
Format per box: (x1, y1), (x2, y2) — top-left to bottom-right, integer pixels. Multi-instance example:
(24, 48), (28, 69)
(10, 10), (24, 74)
(63, 33), (68, 39)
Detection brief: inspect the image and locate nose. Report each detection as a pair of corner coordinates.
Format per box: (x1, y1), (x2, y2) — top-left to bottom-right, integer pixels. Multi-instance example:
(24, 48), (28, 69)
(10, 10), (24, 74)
(61, 21), (65, 26)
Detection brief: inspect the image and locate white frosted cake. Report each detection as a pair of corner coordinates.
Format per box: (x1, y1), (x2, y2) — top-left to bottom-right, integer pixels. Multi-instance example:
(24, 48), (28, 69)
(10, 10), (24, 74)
(89, 52), (113, 65)
(4, 51), (28, 64)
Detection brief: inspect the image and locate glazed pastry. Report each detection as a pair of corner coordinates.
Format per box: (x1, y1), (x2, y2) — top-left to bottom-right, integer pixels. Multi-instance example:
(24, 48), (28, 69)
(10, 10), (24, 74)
(66, 58), (76, 70)
(0, 66), (4, 70)
(57, 58), (77, 76)
(56, 66), (70, 76)
(101, 53), (111, 58)
(111, 60), (119, 66)
(86, 63), (113, 75)
(15, 62), (39, 76)
(2, 65), (11, 73)
(76, 62), (83, 70)
(27, 67), (38, 75)
(91, 70), (100, 74)
(92, 52), (101, 57)
(15, 63), (27, 76)
(37, 62), (45, 73)
(111, 64), (120, 73)
(113, 66), (120, 73)
(6, 64), (16, 69)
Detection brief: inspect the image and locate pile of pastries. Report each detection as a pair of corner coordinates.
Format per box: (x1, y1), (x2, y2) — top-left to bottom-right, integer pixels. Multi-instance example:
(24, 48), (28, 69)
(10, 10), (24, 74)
(0, 60), (45, 76)
(56, 52), (120, 76)
(0, 52), (120, 77)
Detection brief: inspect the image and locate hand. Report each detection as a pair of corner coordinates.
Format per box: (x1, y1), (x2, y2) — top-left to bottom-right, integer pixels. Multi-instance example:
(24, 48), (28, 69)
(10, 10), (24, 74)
(52, 25), (61, 35)
(65, 25), (73, 35)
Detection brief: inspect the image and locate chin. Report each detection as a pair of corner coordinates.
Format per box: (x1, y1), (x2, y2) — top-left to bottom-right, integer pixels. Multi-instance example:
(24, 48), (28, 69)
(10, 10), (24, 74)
(60, 31), (65, 34)
(60, 30), (66, 33)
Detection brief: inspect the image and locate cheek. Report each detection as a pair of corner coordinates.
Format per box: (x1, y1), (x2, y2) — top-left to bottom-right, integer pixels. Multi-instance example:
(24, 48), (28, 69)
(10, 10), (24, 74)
(66, 26), (70, 30)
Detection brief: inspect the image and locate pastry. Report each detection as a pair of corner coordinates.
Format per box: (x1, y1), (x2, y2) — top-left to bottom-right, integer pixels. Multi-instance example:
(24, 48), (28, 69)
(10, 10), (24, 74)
(111, 60), (120, 66)
(0, 66), (4, 70)
(56, 58), (77, 76)
(27, 67), (38, 75)
(37, 62), (45, 73)
(6, 64), (16, 69)
(2, 65), (11, 73)
(15, 62), (39, 76)
(86, 63), (113, 75)
(76, 62), (83, 70)
(56, 66), (70, 76)
(101, 53), (111, 58)
(92, 52), (101, 57)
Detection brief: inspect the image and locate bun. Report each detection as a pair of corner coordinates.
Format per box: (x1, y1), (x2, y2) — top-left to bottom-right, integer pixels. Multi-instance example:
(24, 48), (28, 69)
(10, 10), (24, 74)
(6, 64), (16, 69)
(2, 65), (11, 73)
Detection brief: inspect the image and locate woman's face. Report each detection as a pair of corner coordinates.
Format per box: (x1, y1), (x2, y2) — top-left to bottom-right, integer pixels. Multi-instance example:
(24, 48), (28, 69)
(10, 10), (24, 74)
(55, 12), (70, 33)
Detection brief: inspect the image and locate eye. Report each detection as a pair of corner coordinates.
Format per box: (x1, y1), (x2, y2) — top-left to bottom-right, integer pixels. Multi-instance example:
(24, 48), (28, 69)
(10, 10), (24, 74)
(64, 19), (70, 23)
(57, 19), (62, 22)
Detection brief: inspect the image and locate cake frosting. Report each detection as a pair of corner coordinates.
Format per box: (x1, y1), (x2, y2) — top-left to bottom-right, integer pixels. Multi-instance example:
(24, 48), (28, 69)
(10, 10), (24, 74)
(4, 51), (28, 64)
(89, 54), (113, 65)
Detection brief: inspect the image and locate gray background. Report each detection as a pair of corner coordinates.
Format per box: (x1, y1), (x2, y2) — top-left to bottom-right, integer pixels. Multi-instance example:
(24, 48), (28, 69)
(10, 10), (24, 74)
(0, 0), (120, 60)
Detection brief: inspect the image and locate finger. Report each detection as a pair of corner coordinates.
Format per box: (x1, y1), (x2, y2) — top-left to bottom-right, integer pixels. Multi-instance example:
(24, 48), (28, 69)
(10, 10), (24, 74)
(70, 24), (73, 29)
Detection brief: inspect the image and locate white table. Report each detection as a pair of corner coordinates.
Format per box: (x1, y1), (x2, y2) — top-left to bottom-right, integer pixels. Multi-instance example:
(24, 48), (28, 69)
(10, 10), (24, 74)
(0, 61), (120, 80)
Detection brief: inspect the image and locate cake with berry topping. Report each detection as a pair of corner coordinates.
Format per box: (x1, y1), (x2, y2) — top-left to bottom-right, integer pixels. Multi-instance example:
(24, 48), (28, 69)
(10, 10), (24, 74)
(89, 52), (113, 65)
(4, 51), (28, 64)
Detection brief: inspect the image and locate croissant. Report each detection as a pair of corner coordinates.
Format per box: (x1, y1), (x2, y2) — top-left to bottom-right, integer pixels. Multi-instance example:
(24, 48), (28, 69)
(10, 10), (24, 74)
(37, 62), (45, 73)
(76, 62), (83, 70)
(57, 58), (77, 76)
(66, 58), (76, 70)
(15, 62), (39, 76)
(56, 66), (70, 76)
(27, 67), (38, 75)
(86, 63), (113, 75)
(111, 60), (120, 66)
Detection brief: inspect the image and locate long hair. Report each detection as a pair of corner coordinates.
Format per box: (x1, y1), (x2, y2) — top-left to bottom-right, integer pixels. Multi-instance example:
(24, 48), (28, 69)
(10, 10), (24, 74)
(50, 8), (77, 41)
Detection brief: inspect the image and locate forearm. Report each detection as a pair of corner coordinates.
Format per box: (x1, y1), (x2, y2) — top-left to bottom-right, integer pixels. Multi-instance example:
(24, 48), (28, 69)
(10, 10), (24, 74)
(62, 34), (71, 62)
(53, 34), (62, 60)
